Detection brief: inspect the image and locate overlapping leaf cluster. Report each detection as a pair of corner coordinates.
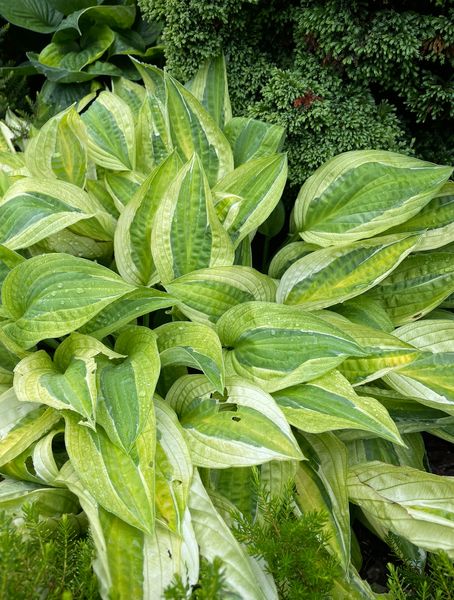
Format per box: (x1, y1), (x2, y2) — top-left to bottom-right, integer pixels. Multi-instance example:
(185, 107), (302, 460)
(0, 56), (453, 599)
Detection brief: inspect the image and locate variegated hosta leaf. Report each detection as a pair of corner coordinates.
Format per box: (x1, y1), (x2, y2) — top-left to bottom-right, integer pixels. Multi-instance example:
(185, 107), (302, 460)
(293, 150), (452, 246)
(260, 460), (299, 500)
(212, 153), (287, 247)
(393, 319), (454, 353)
(348, 461), (454, 558)
(355, 385), (454, 435)
(24, 106), (87, 187)
(365, 252), (454, 325)
(268, 241), (319, 279)
(135, 92), (173, 174)
(223, 116), (286, 166)
(95, 326), (160, 452)
(189, 471), (278, 600)
(234, 233), (253, 267)
(273, 369), (402, 443)
(319, 312), (420, 385)
(186, 54), (232, 130)
(0, 478), (79, 517)
(0, 387), (60, 467)
(332, 297), (394, 333)
(64, 409), (155, 534)
(29, 228), (113, 262)
(78, 287), (176, 340)
(104, 170), (144, 211)
(81, 90), (136, 171)
(165, 265), (276, 326)
(167, 374), (303, 468)
(154, 399), (193, 532)
(14, 350), (98, 428)
(165, 71), (234, 186)
(384, 352), (454, 414)
(0, 177), (116, 250)
(343, 434), (426, 471)
(217, 302), (365, 392)
(152, 154), (234, 284)
(156, 321), (224, 392)
(294, 433), (351, 571)
(209, 466), (256, 517)
(385, 182), (454, 251)
(58, 461), (198, 600)
(114, 152), (181, 286)
(13, 333), (120, 427)
(1, 253), (135, 349)
(277, 233), (419, 310)
(112, 77), (146, 122)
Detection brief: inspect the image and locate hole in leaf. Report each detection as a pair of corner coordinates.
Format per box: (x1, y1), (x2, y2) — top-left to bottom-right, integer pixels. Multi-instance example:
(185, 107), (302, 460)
(232, 416), (241, 422)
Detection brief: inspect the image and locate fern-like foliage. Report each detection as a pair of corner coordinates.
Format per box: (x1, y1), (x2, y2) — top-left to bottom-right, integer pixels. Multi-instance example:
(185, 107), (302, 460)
(231, 479), (341, 599)
(386, 532), (454, 600)
(0, 506), (99, 599)
(164, 557), (228, 599)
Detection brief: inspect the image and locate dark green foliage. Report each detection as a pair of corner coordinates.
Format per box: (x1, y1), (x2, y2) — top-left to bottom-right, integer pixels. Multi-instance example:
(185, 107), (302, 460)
(0, 20), (31, 118)
(0, 506), (99, 599)
(386, 533), (454, 599)
(164, 557), (229, 600)
(231, 481), (340, 599)
(139, 0), (453, 186)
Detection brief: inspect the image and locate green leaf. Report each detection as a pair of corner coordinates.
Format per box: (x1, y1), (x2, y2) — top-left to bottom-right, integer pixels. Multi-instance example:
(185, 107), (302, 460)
(0, 478), (79, 516)
(384, 352), (454, 414)
(186, 55), (232, 130)
(0, 0), (63, 33)
(189, 471), (278, 600)
(14, 349), (99, 428)
(27, 51), (121, 83)
(294, 433), (351, 571)
(277, 233), (419, 309)
(152, 154), (234, 284)
(0, 387), (60, 467)
(344, 434), (425, 471)
(81, 90), (136, 171)
(46, 1), (99, 15)
(114, 153), (182, 286)
(53, 4), (135, 37)
(213, 153), (288, 247)
(135, 92), (173, 174)
(294, 150), (452, 246)
(268, 241), (319, 279)
(348, 461), (454, 558)
(365, 252), (454, 325)
(64, 409), (155, 533)
(104, 170), (144, 211)
(167, 374), (303, 468)
(154, 399), (193, 532)
(112, 77), (146, 118)
(1, 253), (135, 349)
(332, 297), (394, 333)
(165, 265), (276, 325)
(95, 326), (160, 452)
(318, 311), (420, 385)
(78, 287), (176, 340)
(393, 319), (454, 353)
(0, 177), (115, 250)
(38, 24), (114, 73)
(273, 369), (403, 443)
(58, 461), (198, 598)
(217, 302), (365, 392)
(165, 71), (234, 186)
(223, 116), (286, 166)
(24, 107), (87, 187)
(385, 182), (454, 251)
(156, 322), (224, 393)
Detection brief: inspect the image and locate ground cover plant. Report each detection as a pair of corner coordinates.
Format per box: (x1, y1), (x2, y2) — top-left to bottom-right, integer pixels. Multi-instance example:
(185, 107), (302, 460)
(0, 56), (453, 598)
(0, 0), (163, 119)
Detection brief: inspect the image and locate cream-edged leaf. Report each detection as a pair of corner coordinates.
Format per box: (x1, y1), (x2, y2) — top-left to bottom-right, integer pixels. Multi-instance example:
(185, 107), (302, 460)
(294, 150), (452, 246)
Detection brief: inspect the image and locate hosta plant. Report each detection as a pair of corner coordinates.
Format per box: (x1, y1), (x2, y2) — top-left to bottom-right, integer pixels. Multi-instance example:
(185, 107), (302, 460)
(0, 0), (163, 118)
(0, 55), (453, 599)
